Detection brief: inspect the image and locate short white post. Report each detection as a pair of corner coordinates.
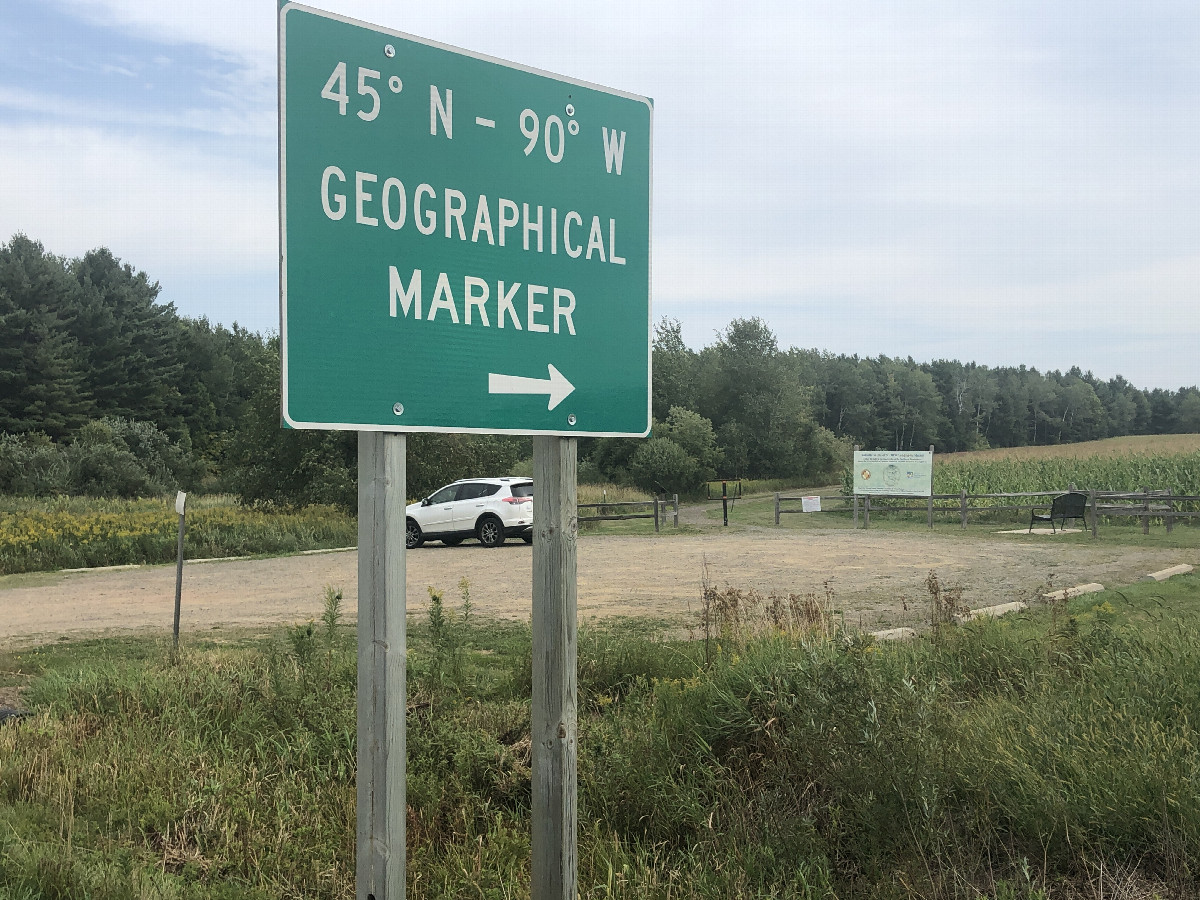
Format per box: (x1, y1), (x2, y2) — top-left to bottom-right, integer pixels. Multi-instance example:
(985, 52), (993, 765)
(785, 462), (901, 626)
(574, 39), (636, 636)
(172, 491), (187, 660)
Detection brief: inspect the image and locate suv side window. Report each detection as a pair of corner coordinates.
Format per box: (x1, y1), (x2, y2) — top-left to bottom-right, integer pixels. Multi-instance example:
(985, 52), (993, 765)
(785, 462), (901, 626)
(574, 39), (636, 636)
(510, 483), (533, 498)
(427, 485), (460, 504)
(459, 483), (498, 500)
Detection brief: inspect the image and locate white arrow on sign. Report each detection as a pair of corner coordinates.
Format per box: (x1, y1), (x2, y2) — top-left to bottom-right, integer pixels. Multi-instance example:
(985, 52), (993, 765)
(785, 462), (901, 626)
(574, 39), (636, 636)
(488, 364), (576, 411)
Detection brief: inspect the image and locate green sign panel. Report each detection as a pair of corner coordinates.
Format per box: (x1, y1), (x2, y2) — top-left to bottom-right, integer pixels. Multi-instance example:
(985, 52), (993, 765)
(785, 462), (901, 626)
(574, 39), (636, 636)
(853, 450), (934, 497)
(279, 4), (652, 435)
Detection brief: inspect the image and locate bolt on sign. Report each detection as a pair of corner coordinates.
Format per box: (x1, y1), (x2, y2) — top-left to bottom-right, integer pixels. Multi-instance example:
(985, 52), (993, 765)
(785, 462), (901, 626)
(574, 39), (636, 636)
(853, 450), (934, 497)
(279, 3), (653, 436)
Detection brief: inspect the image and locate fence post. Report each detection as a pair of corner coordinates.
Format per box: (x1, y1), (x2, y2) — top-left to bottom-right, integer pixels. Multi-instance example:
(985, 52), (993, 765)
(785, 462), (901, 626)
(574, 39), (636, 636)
(864, 495), (870, 529)
(722, 481), (729, 527)
(1166, 488), (1174, 534)
(1090, 489), (1098, 539)
(853, 444), (860, 529)
(1142, 485), (1150, 535)
(653, 498), (660, 533)
(928, 445), (935, 529)
(673, 495), (679, 528)
(774, 492), (781, 526)
(960, 489), (968, 529)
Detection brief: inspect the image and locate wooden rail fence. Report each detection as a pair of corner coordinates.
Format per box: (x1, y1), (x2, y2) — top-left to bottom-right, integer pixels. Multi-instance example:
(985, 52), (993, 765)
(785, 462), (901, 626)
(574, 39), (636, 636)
(578, 495), (679, 533)
(775, 487), (1200, 537)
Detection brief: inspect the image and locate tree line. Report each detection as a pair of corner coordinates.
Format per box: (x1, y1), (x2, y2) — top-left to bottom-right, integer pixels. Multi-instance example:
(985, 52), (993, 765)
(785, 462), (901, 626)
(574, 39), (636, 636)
(652, 317), (1200, 458)
(2, 235), (1197, 502)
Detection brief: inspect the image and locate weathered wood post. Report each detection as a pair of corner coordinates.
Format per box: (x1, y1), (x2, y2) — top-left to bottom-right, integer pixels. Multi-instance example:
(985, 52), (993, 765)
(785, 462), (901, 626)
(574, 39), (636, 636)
(357, 432), (406, 900)
(927, 445), (935, 529)
(1090, 489), (1098, 539)
(653, 497), (660, 533)
(852, 444), (859, 528)
(1142, 485), (1150, 535)
(172, 491), (187, 661)
(774, 492), (781, 526)
(960, 489), (968, 529)
(1166, 488), (1175, 534)
(532, 436), (578, 900)
(721, 480), (729, 527)
(673, 494), (679, 528)
(864, 495), (870, 528)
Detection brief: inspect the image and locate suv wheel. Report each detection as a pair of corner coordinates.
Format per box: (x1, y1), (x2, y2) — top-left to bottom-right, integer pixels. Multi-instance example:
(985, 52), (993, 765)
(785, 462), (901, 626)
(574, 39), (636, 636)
(405, 518), (424, 549)
(476, 515), (506, 548)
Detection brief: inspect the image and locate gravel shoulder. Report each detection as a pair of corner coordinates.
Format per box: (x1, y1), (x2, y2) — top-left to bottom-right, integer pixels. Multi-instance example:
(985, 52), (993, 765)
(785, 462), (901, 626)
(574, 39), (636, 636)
(2, 523), (1194, 648)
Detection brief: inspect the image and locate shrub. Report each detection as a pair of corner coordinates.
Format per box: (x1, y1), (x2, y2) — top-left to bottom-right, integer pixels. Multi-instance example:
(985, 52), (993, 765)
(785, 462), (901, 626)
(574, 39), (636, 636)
(629, 436), (700, 496)
(0, 432), (69, 495)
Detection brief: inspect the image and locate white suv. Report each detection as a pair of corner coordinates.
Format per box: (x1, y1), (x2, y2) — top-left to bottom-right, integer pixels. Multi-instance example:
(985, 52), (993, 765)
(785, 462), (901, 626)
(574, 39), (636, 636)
(405, 477), (533, 549)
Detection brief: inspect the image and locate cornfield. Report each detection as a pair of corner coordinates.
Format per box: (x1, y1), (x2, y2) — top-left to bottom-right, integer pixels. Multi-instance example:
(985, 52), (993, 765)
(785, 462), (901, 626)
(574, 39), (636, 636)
(935, 451), (1200, 497)
(0, 496), (356, 575)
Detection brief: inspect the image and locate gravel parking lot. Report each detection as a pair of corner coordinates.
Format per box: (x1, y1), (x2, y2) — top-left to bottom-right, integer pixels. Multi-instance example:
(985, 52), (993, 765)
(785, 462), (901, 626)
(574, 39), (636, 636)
(2, 524), (1193, 647)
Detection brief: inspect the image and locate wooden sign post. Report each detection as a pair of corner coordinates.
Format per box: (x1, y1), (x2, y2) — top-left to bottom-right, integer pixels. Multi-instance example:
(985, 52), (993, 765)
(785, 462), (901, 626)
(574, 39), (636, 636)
(356, 432), (407, 900)
(531, 436), (579, 900)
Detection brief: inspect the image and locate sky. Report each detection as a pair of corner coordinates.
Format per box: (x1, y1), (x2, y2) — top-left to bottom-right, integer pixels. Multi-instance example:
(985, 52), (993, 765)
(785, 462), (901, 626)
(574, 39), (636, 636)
(2, 0), (1198, 391)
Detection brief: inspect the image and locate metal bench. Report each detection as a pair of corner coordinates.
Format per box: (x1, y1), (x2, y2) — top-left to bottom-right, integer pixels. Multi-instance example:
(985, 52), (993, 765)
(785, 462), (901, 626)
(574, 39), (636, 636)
(1029, 491), (1088, 533)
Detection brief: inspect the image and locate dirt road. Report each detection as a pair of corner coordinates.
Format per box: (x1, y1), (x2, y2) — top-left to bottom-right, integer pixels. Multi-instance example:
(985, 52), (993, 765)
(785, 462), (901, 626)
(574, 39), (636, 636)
(2, 525), (1193, 647)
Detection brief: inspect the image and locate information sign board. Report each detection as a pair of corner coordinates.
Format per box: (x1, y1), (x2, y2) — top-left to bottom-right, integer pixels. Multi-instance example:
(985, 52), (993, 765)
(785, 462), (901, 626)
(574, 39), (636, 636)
(279, 4), (652, 435)
(853, 450), (934, 497)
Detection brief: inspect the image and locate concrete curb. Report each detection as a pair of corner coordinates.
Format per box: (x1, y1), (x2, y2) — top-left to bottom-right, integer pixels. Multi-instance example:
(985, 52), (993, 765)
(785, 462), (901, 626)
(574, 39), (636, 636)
(960, 600), (1029, 621)
(58, 546), (359, 573)
(60, 564), (142, 573)
(870, 627), (917, 641)
(1142, 564), (1194, 583)
(1043, 583), (1105, 601)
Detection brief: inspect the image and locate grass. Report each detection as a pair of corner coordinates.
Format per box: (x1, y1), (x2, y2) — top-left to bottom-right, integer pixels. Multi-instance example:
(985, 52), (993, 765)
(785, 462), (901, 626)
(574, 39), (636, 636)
(732, 491), (1200, 550)
(0, 494), (357, 575)
(3, 575), (1199, 898)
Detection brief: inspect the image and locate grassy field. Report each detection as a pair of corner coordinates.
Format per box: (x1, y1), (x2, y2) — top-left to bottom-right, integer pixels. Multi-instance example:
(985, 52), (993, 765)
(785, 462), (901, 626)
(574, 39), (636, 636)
(0, 495), (356, 575)
(736, 492), (1200, 551)
(2, 576), (1198, 899)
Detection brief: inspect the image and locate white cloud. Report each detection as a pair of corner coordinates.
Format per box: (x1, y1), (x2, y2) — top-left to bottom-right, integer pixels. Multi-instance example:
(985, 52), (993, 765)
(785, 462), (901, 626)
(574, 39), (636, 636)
(0, 86), (275, 140)
(0, 123), (275, 271)
(28, 0), (1200, 389)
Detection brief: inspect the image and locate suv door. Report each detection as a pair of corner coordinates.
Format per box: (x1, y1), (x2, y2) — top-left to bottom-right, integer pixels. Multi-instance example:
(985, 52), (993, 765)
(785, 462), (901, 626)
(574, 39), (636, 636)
(452, 482), (501, 531)
(422, 484), (462, 534)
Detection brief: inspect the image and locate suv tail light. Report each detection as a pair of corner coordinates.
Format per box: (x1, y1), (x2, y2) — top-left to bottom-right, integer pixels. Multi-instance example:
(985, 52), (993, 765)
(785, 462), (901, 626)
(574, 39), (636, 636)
(502, 496), (530, 503)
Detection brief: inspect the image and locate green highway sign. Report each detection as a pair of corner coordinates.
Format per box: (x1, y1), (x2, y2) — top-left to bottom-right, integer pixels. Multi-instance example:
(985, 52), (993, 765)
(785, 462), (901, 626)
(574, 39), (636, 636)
(279, 4), (652, 435)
